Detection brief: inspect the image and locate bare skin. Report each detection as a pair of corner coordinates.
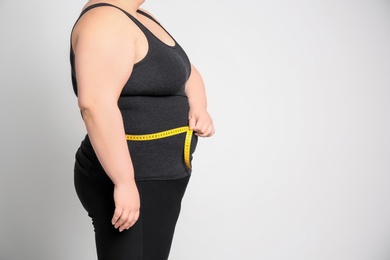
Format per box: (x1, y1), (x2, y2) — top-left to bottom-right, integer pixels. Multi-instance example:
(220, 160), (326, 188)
(72, 0), (215, 232)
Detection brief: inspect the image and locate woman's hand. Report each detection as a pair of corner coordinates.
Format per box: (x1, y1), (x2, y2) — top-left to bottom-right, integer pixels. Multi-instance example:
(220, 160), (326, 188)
(112, 181), (140, 232)
(189, 108), (215, 137)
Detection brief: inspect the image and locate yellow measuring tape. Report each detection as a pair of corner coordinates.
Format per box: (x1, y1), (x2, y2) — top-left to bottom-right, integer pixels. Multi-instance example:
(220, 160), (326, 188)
(125, 126), (193, 169)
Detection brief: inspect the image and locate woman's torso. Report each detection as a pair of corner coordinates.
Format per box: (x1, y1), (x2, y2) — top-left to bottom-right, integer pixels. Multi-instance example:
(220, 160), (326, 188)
(70, 3), (197, 181)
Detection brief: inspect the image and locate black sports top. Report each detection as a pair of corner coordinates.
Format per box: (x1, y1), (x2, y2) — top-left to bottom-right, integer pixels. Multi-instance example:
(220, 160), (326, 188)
(70, 3), (198, 181)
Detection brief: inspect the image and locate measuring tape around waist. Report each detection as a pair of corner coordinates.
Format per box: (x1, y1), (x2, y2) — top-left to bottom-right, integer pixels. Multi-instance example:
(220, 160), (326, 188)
(125, 126), (193, 169)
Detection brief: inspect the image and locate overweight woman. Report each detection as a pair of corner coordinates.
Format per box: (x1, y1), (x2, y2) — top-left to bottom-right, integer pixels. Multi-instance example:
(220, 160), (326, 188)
(69, 0), (215, 259)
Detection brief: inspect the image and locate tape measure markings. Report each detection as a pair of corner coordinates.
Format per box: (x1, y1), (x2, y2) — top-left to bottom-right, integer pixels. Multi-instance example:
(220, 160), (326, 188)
(125, 126), (193, 169)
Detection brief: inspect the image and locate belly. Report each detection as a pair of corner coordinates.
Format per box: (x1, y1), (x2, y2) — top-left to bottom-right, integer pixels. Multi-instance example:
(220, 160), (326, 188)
(118, 95), (198, 179)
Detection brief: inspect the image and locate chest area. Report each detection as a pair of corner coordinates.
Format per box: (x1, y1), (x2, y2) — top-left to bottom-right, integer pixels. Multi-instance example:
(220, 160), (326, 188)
(121, 43), (191, 96)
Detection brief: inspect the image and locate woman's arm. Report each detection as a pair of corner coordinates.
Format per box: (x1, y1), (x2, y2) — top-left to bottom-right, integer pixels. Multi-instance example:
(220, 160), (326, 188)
(185, 64), (215, 137)
(72, 7), (140, 232)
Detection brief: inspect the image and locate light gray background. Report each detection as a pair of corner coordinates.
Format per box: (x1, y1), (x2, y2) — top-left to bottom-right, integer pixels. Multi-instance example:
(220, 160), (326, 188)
(1, 0), (390, 259)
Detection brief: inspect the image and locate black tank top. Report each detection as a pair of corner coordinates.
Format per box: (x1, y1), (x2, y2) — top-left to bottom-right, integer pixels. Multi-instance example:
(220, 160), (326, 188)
(70, 3), (198, 181)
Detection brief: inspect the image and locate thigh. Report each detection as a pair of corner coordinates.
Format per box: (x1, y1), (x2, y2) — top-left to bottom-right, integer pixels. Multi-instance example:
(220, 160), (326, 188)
(74, 166), (190, 260)
(74, 169), (142, 260)
(139, 176), (190, 260)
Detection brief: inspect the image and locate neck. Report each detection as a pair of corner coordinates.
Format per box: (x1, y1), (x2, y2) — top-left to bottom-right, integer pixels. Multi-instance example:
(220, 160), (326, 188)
(116, 0), (145, 12)
(86, 0), (145, 14)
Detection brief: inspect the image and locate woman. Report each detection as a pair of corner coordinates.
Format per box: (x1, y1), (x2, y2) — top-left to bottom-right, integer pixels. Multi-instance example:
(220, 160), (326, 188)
(70, 0), (215, 259)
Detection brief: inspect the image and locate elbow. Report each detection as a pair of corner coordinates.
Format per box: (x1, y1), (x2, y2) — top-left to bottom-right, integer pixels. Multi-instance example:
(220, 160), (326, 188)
(78, 101), (97, 121)
(77, 97), (99, 117)
(78, 97), (96, 112)
(77, 96), (117, 117)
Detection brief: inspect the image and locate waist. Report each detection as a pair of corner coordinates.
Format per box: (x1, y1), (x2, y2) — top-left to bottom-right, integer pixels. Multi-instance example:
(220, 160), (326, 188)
(125, 126), (193, 169)
(76, 126), (198, 180)
(118, 95), (190, 134)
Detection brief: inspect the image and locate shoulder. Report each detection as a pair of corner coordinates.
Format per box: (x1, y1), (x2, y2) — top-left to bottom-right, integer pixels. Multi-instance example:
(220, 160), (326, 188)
(72, 5), (138, 49)
(75, 5), (132, 32)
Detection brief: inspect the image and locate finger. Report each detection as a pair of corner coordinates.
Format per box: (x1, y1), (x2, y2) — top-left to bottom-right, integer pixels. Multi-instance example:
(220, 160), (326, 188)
(120, 212), (135, 231)
(188, 115), (196, 130)
(205, 125), (215, 137)
(123, 210), (140, 231)
(112, 207), (123, 225)
(193, 119), (204, 133)
(197, 124), (214, 137)
(196, 122), (208, 135)
(115, 209), (130, 229)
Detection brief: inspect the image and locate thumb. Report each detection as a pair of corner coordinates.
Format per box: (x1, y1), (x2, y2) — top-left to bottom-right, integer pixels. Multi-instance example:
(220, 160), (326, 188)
(188, 115), (196, 130)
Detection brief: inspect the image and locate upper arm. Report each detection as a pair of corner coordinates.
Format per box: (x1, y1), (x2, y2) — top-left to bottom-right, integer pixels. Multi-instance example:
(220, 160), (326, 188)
(186, 63), (200, 84)
(72, 7), (137, 109)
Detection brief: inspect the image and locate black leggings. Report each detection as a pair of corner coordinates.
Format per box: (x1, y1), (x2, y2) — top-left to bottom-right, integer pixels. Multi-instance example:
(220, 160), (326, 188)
(74, 168), (190, 260)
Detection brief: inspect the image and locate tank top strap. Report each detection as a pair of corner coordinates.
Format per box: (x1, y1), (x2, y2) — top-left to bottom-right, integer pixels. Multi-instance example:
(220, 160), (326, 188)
(135, 9), (177, 45)
(136, 9), (161, 25)
(74, 2), (150, 35)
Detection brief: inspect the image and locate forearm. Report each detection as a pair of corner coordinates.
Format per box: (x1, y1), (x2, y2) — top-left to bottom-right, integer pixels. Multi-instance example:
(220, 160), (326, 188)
(185, 64), (208, 110)
(81, 104), (134, 184)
